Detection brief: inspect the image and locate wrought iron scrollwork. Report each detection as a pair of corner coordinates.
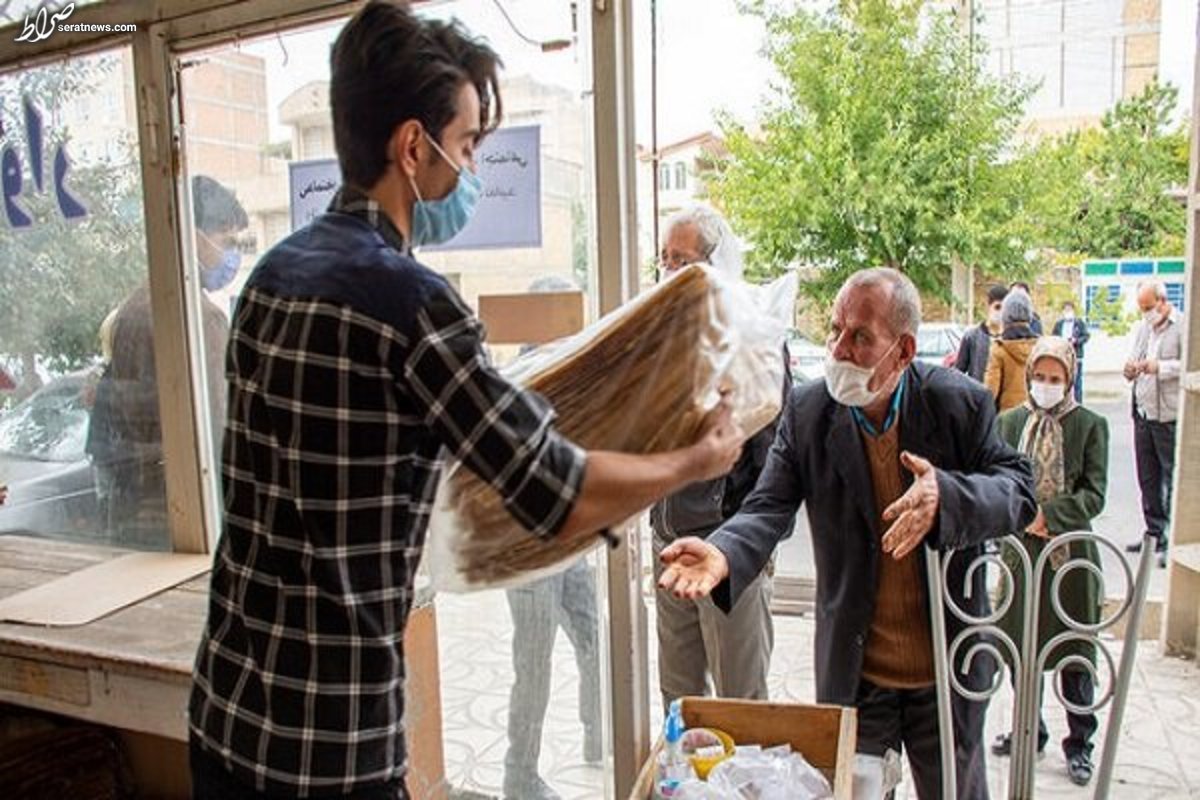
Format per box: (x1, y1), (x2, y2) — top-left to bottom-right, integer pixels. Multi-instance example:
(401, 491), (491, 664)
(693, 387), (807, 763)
(927, 531), (1156, 800)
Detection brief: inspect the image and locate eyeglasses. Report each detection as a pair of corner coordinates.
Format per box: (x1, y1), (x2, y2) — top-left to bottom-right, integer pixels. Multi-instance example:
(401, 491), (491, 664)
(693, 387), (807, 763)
(657, 252), (708, 273)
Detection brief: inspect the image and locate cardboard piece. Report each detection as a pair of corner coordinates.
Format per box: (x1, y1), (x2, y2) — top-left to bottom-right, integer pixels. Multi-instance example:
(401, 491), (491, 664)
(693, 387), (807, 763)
(478, 290), (585, 345)
(0, 552), (210, 627)
(403, 604), (447, 800)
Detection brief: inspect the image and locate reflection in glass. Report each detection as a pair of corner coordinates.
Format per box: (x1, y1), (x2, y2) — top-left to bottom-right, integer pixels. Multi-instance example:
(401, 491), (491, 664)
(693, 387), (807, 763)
(87, 175), (245, 549)
(0, 48), (165, 549)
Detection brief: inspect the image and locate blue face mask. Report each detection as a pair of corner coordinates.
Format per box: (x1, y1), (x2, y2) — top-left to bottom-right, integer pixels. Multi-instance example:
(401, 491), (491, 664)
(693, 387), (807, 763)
(199, 230), (241, 291)
(408, 132), (483, 247)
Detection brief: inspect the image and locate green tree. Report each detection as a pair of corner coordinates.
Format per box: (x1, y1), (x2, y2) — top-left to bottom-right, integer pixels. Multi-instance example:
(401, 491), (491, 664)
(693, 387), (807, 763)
(1026, 80), (1189, 259)
(707, 0), (1035, 308)
(1088, 288), (1138, 337)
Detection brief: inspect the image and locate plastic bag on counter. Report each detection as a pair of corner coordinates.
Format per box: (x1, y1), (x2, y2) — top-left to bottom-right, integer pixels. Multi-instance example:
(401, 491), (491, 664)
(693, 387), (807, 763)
(426, 264), (798, 592)
(851, 749), (904, 800)
(703, 744), (833, 800)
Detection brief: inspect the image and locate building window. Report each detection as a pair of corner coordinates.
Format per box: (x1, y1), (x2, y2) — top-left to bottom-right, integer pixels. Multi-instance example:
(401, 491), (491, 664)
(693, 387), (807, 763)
(301, 126), (325, 157)
(659, 163), (670, 191)
(1166, 282), (1186, 313)
(674, 162), (687, 190)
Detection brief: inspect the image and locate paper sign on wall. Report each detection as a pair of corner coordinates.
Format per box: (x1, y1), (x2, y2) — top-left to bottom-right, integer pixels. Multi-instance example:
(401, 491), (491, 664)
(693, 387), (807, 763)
(286, 125), (542, 251)
(288, 158), (340, 232)
(424, 124), (542, 251)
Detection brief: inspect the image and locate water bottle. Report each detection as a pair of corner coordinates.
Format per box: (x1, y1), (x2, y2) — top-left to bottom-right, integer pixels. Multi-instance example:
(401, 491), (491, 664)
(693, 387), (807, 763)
(655, 700), (695, 798)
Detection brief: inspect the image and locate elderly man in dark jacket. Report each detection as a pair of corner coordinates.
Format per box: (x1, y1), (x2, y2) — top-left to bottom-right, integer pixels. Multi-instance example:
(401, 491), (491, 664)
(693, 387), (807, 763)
(660, 268), (1037, 800)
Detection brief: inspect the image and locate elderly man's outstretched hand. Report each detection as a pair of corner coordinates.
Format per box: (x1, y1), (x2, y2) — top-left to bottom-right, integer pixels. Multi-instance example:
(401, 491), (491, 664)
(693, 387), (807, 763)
(881, 451), (940, 560)
(658, 537), (729, 600)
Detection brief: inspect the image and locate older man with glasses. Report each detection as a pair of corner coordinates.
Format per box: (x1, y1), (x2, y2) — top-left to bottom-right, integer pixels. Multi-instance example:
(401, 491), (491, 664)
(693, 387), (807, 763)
(650, 204), (789, 710)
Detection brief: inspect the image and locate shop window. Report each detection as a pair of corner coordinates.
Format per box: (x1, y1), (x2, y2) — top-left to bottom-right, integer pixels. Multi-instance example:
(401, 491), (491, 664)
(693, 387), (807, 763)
(0, 48), (169, 551)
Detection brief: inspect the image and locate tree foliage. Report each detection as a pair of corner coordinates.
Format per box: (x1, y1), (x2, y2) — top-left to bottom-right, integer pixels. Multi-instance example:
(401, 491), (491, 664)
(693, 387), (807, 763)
(1023, 80), (1189, 259)
(1088, 288), (1139, 337)
(707, 0), (1036, 308)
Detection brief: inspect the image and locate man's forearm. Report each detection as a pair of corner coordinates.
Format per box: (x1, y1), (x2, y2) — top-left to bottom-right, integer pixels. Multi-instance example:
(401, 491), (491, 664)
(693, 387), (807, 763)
(557, 449), (703, 541)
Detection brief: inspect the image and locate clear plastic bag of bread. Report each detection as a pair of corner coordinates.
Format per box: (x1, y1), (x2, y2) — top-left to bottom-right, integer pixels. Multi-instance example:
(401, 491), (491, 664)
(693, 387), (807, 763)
(425, 264), (798, 592)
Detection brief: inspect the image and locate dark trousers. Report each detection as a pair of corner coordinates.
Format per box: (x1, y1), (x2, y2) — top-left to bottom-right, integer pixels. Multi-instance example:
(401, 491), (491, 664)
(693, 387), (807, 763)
(855, 679), (989, 800)
(1073, 362), (1084, 402)
(1134, 415), (1177, 543)
(1028, 669), (1097, 758)
(503, 561), (601, 786)
(190, 740), (408, 800)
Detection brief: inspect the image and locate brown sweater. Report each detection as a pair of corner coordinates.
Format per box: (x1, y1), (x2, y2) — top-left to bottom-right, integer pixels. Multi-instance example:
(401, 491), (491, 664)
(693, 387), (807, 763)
(859, 423), (936, 689)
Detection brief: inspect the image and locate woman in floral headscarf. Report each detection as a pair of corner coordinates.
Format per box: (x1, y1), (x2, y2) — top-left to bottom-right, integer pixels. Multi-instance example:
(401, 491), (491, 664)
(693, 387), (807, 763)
(991, 336), (1109, 787)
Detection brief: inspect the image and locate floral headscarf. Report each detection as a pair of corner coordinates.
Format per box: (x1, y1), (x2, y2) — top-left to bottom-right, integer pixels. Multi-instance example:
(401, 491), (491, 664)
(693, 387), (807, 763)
(1018, 336), (1079, 504)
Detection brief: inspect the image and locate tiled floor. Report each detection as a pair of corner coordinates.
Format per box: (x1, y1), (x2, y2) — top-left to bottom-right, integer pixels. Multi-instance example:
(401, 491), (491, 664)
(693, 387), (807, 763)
(432, 587), (1200, 799)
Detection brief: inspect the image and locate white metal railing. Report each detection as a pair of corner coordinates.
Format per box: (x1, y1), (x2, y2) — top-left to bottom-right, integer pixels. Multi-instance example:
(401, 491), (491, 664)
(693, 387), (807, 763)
(926, 531), (1155, 800)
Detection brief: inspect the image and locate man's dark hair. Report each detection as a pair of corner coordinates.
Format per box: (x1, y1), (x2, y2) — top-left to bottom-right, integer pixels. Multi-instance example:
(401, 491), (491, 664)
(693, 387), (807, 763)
(986, 284), (1008, 305)
(1010, 281), (1032, 293)
(192, 175), (248, 234)
(330, 0), (503, 190)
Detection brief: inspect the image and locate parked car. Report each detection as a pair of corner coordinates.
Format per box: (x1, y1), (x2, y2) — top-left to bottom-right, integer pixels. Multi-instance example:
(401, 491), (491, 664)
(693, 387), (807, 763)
(0, 370), (102, 540)
(785, 329), (826, 384)
(916, 323), (966, 368)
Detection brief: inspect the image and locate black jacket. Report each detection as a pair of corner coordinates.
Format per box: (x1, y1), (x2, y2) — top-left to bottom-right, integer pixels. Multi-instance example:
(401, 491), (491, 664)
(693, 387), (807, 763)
(650, 352), (791, 542)
(954, 322), (994, 384)
(1052, 317), (1090, 359)
(649, 421), (779, 541)
(708, 361), (1037, 705)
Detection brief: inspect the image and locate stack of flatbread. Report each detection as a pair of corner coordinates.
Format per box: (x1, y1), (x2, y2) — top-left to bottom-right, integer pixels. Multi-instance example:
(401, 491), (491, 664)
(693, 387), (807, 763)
(428, 265), (791, 590)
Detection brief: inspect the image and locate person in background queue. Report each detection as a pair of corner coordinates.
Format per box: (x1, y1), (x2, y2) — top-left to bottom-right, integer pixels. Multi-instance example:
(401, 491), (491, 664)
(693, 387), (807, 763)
(1010, 281), (1043, 335)
(992, 336), (1108, 787)
(1052, 301), (1090, 402)
(1124, 281), (1183, 569)
(955, 284), (1008, 384)
(986, 290), (1040, 412)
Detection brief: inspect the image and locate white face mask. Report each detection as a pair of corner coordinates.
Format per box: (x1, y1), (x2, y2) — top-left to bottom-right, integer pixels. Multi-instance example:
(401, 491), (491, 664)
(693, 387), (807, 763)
(1144, 307), (1163, 327)
(1030, 380), (1066, 410)
(824, 338), (901, 408)
(1062, 310), (1075, 322)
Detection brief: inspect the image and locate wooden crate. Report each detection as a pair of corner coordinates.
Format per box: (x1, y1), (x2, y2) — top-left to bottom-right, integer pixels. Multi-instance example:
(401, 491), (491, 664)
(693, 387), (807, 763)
(629, 697), (857, 799)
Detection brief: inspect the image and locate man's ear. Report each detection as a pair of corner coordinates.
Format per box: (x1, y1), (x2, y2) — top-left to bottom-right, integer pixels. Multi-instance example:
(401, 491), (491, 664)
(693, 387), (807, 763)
(390, 120), (425, 179)
(900, 333), (918, 366)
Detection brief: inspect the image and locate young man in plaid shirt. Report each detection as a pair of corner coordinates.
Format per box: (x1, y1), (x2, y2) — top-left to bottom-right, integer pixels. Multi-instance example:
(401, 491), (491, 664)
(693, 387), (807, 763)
(187, 2), (744, 798)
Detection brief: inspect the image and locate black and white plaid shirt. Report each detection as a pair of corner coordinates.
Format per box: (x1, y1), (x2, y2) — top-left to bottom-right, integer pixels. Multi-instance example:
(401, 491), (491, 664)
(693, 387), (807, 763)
(189, 187), (586, 796)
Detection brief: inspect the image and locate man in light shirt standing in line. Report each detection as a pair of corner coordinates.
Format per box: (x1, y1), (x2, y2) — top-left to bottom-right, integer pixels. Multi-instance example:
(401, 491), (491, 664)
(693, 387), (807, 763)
(1124, 281), (1184, 569)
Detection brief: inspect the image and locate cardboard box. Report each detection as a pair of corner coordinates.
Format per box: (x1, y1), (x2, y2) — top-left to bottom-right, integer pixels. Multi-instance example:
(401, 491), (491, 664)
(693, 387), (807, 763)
(477, 290), (585, 345)
(630, 697), (857, 799)
(404, 603), (446, 800)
